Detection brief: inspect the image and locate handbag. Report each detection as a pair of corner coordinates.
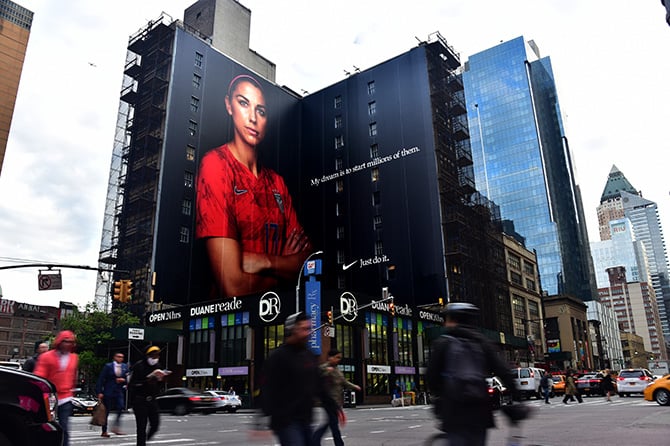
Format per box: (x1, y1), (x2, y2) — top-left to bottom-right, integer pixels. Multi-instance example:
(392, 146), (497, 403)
(90, 401), (107, 427)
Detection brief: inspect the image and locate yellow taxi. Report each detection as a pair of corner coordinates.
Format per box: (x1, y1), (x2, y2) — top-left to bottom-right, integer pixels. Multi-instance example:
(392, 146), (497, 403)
(551, 374), (566, 395)
(643, 373), (670, 405)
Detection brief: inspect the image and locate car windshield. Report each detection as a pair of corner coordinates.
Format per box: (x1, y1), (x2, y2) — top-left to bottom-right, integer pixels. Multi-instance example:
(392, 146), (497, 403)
(552, 377), (563, 383)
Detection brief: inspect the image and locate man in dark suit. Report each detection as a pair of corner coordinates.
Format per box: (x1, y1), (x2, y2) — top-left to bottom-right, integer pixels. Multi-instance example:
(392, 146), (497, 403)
(96, 352), (129, 437)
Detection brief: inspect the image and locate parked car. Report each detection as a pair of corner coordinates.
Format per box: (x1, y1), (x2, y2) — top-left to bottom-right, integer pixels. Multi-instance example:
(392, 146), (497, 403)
(0, 365), (63, 446)
(0, 361), (22, 370)
(510, 367), (549, 399)
(644, 373), (670, 405)
(486, 376), (513, 409)
(202, 390), (242, 413)
(72, 388), (100, 415)
(156, 388), (220, 415)
(551, 374), (566, 395)
(575, 373), (605, 396)
(617, 368), (655, 397)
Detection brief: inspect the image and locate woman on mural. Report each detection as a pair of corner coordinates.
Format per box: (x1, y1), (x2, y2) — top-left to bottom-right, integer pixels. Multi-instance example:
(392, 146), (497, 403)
(196, 74), (311, 298)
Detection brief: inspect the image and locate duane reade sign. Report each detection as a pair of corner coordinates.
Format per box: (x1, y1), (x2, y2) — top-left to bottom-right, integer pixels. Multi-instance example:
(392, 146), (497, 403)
(128, 327), (145, 340)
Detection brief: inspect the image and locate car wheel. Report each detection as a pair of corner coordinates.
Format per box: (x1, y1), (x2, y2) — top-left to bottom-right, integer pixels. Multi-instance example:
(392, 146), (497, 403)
(655, 389), (670, 406)
(173, 403), (188, 416)
(227, 407), (238, 413)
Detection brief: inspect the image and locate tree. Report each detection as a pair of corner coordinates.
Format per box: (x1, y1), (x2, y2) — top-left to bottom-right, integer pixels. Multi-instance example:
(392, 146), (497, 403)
(59, 303), (139, 392)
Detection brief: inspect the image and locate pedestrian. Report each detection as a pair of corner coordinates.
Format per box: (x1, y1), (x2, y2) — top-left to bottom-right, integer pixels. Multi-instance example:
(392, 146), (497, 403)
(427, 303), (527, 446)
(128, 346), (168, 446)
(96, 351), (129, 437)
(540, 372), (552, 404)
(312, 348), (361, 446)
(261, 312), (336, 446)
(22, 342), (49, 373)
(228, 386), (236, 395)
(33, 330), (79, 446)
(601, 369), (615, 402)
(562, 371), (583, 404)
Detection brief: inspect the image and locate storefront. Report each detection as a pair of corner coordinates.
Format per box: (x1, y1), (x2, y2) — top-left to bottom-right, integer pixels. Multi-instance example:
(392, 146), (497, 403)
(146, 291), (444, 407)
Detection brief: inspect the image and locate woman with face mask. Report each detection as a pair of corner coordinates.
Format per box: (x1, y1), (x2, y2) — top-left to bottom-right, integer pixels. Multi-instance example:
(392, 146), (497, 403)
(128, 346), (167, 446)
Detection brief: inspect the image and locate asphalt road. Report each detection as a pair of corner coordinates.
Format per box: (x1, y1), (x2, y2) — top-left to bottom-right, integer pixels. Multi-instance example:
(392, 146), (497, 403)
(68, 394), (670, 445)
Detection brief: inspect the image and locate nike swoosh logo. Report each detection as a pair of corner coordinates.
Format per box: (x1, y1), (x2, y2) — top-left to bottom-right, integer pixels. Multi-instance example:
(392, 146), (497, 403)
(342, 260), (358, 271)
(234, 186), (248, 195)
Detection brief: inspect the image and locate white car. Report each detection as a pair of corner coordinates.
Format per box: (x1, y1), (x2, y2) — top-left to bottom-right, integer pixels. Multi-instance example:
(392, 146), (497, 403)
(203, 390), (242, 413)
(509, 367), (550, 399)
(617, 368), (655, 397)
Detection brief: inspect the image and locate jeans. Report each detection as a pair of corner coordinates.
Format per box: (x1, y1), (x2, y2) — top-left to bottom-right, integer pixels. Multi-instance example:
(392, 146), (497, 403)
(102, 393), (125, 433)
(275, 421), (313, 446)
(313, 406), (344, 446)
(57, 401), (73, 446)
(542, 387), (550, 403)
(446, 428), (487, 446)
(133, 397), (160, 446)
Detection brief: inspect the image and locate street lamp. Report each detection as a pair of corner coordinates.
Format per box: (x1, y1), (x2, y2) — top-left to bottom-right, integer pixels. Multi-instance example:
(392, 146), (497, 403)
(295, 250), (323, 312)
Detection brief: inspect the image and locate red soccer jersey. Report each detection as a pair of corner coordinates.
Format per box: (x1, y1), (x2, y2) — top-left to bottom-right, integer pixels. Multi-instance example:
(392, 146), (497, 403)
(196, 144), (302, 256)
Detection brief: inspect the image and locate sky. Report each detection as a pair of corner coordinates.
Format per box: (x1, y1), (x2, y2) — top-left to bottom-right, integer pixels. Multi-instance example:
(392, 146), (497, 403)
(1, 0), (669, 310)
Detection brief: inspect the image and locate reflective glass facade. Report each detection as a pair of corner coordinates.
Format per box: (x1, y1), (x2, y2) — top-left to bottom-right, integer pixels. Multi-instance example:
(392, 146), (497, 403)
(463, 37), (596, 301)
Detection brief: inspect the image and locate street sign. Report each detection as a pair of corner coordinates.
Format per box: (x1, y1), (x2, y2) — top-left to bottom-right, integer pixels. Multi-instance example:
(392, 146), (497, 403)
(128, 327), (145, 340)
(37, 272), (62, 290)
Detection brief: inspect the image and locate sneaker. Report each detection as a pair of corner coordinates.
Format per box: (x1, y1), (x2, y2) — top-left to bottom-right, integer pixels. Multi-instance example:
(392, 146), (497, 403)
(545, 401), (550, 404)
(101, 433), (111, 438)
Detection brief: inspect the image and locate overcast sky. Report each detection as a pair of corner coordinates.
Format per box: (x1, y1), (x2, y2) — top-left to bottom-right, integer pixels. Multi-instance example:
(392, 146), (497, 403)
(1, 0), (668, 309)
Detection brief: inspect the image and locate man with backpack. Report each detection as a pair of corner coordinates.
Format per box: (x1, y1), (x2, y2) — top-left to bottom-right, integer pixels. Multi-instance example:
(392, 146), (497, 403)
(427, 302), (527, 446)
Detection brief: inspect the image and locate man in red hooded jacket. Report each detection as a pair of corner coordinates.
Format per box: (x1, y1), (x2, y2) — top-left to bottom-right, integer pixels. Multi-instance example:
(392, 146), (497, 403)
(34, 330), (79, 446)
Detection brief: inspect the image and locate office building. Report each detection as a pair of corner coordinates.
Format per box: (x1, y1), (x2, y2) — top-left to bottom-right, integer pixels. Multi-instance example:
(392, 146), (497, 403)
(462, 36), (597, 302)
(0, 0), (33, 175)
(598, 266), (667, 360)
(596, 166), (670, 343)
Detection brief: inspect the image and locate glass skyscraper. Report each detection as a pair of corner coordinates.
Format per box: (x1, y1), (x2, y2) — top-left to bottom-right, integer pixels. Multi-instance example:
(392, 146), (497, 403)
(463, 36), (597, 301)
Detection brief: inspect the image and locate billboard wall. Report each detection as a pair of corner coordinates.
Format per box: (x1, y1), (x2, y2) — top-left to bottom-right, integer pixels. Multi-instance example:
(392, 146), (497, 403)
(151, 30), (446, 308)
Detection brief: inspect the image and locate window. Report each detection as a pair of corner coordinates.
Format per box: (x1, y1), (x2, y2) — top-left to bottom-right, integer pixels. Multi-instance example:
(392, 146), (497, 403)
(526, 278), (536, 291)
(337, 274), (346, 289)
(186, 145), (196, 161)
(180, 226), (190, 243)
(334, 95), (342, 109)
(193, 73), (201, 89)
(334, 115), (342, 129)
(507, 253), (521, 270)
(335, 157), (343, 171)
(510, 271), (523, 286)
(369, 122), (377, 137)
(373, 215), (382, 230)
(367, 81), (375, 95)
(182, 199), (192, 216)
(335, 135), (344, 149)
(190, 96), (200, 113)
(370, 143), (379, 158)
(336, 179), (344, 193)
(337, 226), (345, 240)
(335, 202), (341, 217)
(337, 249), (345, 264)
(374, 240), (383, 256)
(368, 101), (376, 116)
(371, 167), (379, 182)
(523, 261), (535, 276)
(184, 171), (194, 188)
(188, 120), (198, 136)
(372, 191), (380, 206)
(195, 52), (203, 68)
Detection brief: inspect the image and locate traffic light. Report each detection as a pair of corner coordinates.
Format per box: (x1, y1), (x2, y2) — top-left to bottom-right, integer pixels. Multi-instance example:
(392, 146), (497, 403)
(113, 280), (123, 301)
(389, 301), (396, 316)
(327, 309), (334, 325)
(122, 280), (133, 303)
